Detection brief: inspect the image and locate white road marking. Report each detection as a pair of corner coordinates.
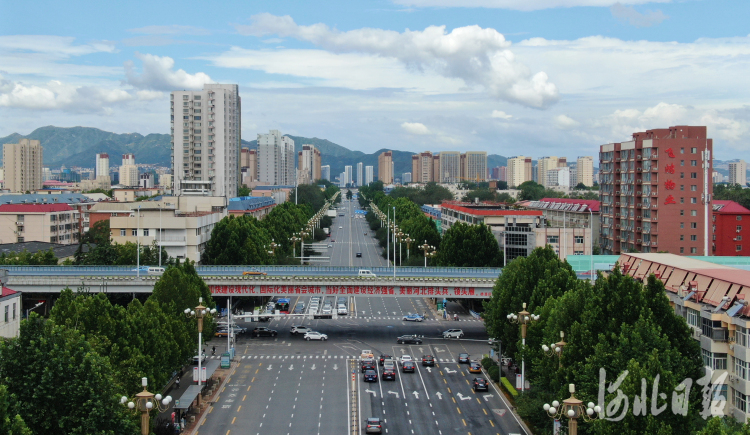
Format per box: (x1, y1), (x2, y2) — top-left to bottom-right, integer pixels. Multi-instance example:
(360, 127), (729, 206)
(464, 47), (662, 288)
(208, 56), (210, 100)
(388, 391), (399, 399)
(365, 389), (377, 397)
(456, 393), (471, 401)
(483, 394), (494, 401)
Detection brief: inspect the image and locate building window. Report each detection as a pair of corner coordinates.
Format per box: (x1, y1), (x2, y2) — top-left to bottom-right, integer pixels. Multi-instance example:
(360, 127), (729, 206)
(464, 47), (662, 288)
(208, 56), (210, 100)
(143, 229), (150, 237)
(680, 197), (685, 204)
(680, 235), (684, 241)
(691, 222), (697, 229)
(687, 308), (699, 327)
(738, 226), (743, 231)
(736, 326), (748, 348)
(736, 390), (747, 413)
(691, 147), (697, 153)
(691, 172), (697, 179)
(120, 229), (126, 237)
(12, 303), (15, 319)
(680, 185), (685, 191)
(691, 160), (697, 166)
(691, 210), (697, 216)
(702, 349), (728, 370)
(131, 229), (137, 236)
(691, 247), (698, 253)
(575, 236), (584, 244)
(680, 247), (685, 253)
(680, 160), (685, 166)
(691, 235), (697, 241)
(547, 236), (559, 244)
(737, 245), (743, 252)
(738, 216), (743, 221)
(574, 250), (584, 255)
(680, 148), (685, 154)
(3, 306), (7, 322)
(691, 185), (697, 191)
(680, 222), (685, 229)
(680, 210), (685, 216)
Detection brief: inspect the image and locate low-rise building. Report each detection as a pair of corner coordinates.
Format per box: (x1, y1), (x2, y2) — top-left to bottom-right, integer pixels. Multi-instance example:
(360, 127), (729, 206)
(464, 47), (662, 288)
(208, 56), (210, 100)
(0, 287), (21, 338)
(0, 203), (78, 244)
(519, 198), (601, 249)
(712, 200), (750, 256)
(228, 196), (276, 219)
(0, 193), (97, 234)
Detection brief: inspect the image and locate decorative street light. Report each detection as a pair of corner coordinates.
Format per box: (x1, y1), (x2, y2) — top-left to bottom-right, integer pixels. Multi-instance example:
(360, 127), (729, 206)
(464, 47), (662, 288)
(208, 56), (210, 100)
(120, 377), (173, 435)
(418, 240), (437, 267)
(266, 239), (279, 256)
(507, 302), (540, 391)
(541, 331), (567, 368)
(184, 297), (216, 406)
(404, 235), (413, 260)
(396, 230), (404, 266)
(290, 233), (302, 260)
(543, 384), (601, 435)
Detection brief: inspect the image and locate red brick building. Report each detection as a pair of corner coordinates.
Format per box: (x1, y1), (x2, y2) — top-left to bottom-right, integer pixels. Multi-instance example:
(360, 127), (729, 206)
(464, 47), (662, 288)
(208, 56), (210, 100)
(712, 200), (750, 256)
(599, 126), (713, 255)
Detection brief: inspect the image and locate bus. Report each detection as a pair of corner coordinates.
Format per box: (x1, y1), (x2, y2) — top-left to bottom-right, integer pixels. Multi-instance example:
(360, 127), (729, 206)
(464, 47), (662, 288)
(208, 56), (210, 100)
(275, 298), (291, 314)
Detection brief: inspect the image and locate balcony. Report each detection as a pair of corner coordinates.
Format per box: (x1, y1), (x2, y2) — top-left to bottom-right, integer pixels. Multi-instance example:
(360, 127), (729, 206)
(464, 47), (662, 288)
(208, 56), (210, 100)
(651, 154), (659, 159)
(651, 192), (658, 197)
(651, 166), (659, 171)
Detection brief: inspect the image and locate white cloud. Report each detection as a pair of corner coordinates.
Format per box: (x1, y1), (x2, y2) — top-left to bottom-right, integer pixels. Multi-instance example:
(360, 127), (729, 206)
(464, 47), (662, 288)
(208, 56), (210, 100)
(262, 38), (284, 44)
(491, 110), (512, 119)
(0, 35), (115, 57)
(0, 74), (132, 111)
(127, 25), (210, 35)
(136, 90), (165, 100)
(554, 114), (580, 130)
(124, 52), (213, 91)
(401, 122), (431, 135)
(389, 0), (669, 11)
(610, 2), (668, 27)
(234, 14), (558, 108)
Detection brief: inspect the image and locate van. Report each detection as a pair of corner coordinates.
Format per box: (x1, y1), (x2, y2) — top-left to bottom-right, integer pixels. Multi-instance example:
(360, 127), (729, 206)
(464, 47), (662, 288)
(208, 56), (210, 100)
(358, 270), (376, 278)
(147, 267), (165, 275)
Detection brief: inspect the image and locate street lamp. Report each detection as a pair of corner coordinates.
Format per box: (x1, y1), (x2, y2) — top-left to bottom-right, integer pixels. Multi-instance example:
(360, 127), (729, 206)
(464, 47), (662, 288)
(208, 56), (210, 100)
(404, 235), (413, 260)
(184, 297), (216, 406)
(507, 302), (540, 391)
(266, 239), (279, 256)
(543, 384), (601, 435)
(418, 240), (436, 268)
(290, 233), (302, 260)
(120, 377), (173, 435)
(541, 331), (567, 368)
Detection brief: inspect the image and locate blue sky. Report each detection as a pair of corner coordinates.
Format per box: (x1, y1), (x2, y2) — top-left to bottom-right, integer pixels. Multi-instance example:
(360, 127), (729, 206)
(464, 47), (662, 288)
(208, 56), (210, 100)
(1, 0), (749, 161)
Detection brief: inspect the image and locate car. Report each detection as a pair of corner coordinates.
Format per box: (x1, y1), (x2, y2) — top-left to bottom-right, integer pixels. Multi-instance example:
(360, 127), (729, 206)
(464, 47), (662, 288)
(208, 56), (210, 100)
(364, 417), (383, 434)
(337, 297), (347, 305)
(358, 269), (376, 278)
(291, 325), (312, 335)
(382, 368), (396, 381)
(361, 349), (374, 359)
(458, 353), (471, 364)
(402, 313), (424, 322)
(293, 303), (305, 314)
(364, 369), (378, 382)
(361, 360), (377, 373)
(339, 226), (343, 229)
(242, 270), (267, 276)
(252, 327), (277, 337)
(331, 239), (335, 242)
(337, 304), (348, 315)
(421, 355), (435, 366)
(356, 252), (362, 257)
(310, 296), (321, 303)
(304, 331), (328, 341)
(379, 354), (393, 366)
(473, 377), (489, 391)
(322, 306), (332, 315)
(192, 353), (207, 364)
(364, 232), (368, 236)
(400, 355), (413, 363)
(402, 361), (416, 373)
(443, 329), (464, 339)
(469, 362), (482, 373)
(215, 329), (230, 337)
(327, 244), (333, 248)
(219, 326), (246, 336)
(397, 335), (423, 344)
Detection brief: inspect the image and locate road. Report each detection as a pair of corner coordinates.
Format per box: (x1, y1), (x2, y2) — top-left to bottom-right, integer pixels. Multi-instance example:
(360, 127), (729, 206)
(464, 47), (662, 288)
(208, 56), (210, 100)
(196, 196), (526, 435)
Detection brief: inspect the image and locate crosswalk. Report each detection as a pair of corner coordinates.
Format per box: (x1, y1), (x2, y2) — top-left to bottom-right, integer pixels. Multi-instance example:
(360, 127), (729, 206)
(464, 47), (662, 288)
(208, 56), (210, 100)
(208, 354), (458, 363)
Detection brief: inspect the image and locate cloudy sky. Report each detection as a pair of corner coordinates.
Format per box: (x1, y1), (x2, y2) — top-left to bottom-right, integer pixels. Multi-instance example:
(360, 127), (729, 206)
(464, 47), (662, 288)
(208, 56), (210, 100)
(1, 0), (749, 160)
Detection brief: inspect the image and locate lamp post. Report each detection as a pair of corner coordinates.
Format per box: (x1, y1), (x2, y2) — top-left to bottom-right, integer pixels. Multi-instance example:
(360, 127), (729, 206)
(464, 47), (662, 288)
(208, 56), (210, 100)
(418, 240), (436, 268)
(266, 239), (279, 257)
(290, 233), (301, 260)
(541, 331), (567, 368)
(543, 384), (601, 435)
(184, 297), (216, 406)
(404, 235), (413, 260)
(120, 377), (173, 435)
(396, 230), (404, 267)
(507, 302), (540, 391)
(386, 208), (390, 266)
(136, 205), (141, 278)
(589, 207), (594, 283)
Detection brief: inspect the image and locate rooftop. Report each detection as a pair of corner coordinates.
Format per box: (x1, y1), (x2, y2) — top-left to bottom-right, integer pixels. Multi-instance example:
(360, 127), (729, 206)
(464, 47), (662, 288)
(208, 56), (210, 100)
(441, 202), (541, 217)
(713, 200), (750, 214)
(0, 241), (90, 259)
(523, 197), (601, 213)
(0, 193), (96, 205)
(0, 203), (73, 213)
(1, 287), (19, 298)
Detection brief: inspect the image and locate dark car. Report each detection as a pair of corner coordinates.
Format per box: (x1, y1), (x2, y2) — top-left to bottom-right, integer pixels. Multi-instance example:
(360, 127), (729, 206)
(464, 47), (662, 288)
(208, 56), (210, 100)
(293, 303), (305, 314)
(365, 417), (382, 433)
(356, 253), (362, 257)
(402, 361), (416, 373)
(364, 232), (368, 236)
(364, 369), (378, 382)
(361, 359), (377, 373)
(379, 354), (393, 366)
(421, 355), (435, 366)
(252, 327), (277, 337)
(397, 335), (423, 344)
(382, 368), (396, 380)
(473, 377), (489, 391)
(458, 353), (471, 364)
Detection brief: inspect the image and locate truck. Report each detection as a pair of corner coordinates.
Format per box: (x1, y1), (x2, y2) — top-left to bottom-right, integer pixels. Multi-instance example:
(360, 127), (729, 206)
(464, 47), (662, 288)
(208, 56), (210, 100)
(323, 227), (329, 235)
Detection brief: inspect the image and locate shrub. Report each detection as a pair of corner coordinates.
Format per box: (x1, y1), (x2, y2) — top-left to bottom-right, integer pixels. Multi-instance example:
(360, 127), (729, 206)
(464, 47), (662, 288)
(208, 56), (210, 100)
(481, 356), (496, 370)
(487, 365), (500, 382)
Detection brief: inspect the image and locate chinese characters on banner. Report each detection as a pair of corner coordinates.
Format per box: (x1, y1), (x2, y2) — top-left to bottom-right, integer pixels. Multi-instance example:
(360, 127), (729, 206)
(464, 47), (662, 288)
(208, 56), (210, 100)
(664, 148), (676, 205)
(209, 285), (489, 297)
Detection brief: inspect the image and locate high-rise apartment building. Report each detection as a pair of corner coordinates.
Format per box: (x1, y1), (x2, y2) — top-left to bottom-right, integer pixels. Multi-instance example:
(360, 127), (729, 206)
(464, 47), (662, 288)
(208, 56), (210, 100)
(729, 160), (747, 186)
(411, 152), (435, 183)
(507, 156), (532, 188)
(461, 151), (487, 182)
(298, 144), (321, 185)
(439, 151), (461, 183)
(546, 167), (570, 187)
(599, 125), (713, 256)
(344, 165), (353, 186)
(240, 148), (257, 182)
(378, 151), (393, 184)
(171, 84), (241, 197)
(258, 130), (295, 186)
(576, 156), (594, 187)
(95, 153), (109, 179)
(537, 156), (559, 187)
(356, 162), (363, 187)
(321, 165), (331, 182)
(119, 154), (139, 187)
(365, 166), (373, 185)
(402, 172), (412, 184)
(3, 139), (43, 193)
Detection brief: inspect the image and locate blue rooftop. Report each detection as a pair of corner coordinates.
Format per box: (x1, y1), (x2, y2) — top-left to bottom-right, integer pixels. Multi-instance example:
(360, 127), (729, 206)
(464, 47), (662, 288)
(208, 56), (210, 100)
(228, 196), (275, 211)
(0, 193), (95, 205)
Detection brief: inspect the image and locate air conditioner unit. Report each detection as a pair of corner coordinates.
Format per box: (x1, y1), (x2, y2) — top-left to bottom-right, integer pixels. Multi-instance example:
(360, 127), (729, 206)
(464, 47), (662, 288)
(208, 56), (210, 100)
(637, 227), (641, 231)
(652, 217), (658, 222)
(637, 191), (642, 195)
(693, 328), (702, 339)
(15, 222), (22, 225)
(637, 239), (642, 243)
(738, 229), (742, 233)
(616, 191), (620, 195)
(616, 224), (620, 229)
(636, 216), (642, 220)
(637, 155), (641, 159)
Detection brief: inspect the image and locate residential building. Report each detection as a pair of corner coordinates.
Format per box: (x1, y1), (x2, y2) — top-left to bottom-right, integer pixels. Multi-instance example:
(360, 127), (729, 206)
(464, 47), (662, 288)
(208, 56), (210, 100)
(537, 156), (559, 187)
(519, 197), (601, 252)
(378, 151), (393, 184)
(599, 125), (713, 256)
(439, 151), (461, 184)
(344, 165), (353, 186)
(119, 154), (139, 187)
(712, 200), (750, 256)
(0, 193), (95, 234)
(0, 203), (78, 244)
(95, 153), (109, 179)
(433, 155), (440, 183)
(227, 196), (276, 219)
(298, 145), (321, 185)
(412, 152), (435, 183)
(507, 156), (532, 188)
(365, 166), (374, 185)
(0, 287), (20, 338)
(160, 174), (173, 189)
(356, 162), (363, 187)
(112, 187), (160, 202)
(3, 139), (43, 193)
(402, 172), (412, 184)
(461, 151), (487, 182)
(251, 185), (293, 205)
(241, 148), (258, 182)
(729, 160), (747, 186)
(713, 171), (725, 184)
(171, 84), (241, 197)
(139, 173), (155, 189)
(576, 156), (594, 187)
(258, 130), (295, 186)
(321, 165), (331, 182)
(546, 167), (570, 188)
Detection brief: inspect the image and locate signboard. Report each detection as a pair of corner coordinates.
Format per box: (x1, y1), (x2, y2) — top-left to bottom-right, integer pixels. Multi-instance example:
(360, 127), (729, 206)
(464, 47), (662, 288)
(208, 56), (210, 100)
(193, 367), (207, 382)
(515, 373), (523, 390)
(221, 352), (231, 369)
(210, 284), (490, 298)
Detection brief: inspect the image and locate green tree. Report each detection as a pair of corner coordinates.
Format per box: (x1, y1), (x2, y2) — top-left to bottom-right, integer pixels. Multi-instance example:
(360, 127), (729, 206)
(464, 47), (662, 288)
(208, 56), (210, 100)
(0, 385), (31, 435)
(0, 249), (58, 265)
(714, 183), (750, 210)
(575, 182), (588, 190)
(435, 222), (502, 267)
(238, 184), (251, 197)
(201, 215), (273, 265)
(346, 190), (353, 200)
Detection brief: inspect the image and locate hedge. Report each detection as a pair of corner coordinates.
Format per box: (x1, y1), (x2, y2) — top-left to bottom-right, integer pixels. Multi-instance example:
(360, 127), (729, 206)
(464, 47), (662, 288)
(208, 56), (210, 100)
(487, 365), (500, 382)
(500, 376), (518, 397)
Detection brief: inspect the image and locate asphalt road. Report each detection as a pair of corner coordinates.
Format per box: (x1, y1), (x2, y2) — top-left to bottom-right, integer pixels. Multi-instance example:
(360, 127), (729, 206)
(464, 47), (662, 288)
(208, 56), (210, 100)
(197, 198), (527, 435)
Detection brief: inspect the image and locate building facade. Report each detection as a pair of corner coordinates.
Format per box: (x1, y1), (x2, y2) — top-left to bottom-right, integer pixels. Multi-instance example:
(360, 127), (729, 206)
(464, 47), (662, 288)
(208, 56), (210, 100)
(378, 151), (393, 184)
(546, 167), (570, 188)
(321, 165), (331, 182)
(365, 166), (373, 185)
(439, 151), (461, 184)
(599, 125), (713, 256)
(258, 130), (295, 186)
(537, 156), (559, 187)
(402, 172), (412, 184)
(0, 203), (78, 244)
(507, 156), (532, 188)
(729, 160), (747, 186)
(119, 153), (138, 187)
(171, 84), (241, 197)
(298, 145), (321, 185)
(412, 152), (435, 183)
(241, 148), (258, 182)
(3, 139), (43, 193)
(95, 153), (109, 180)
(0, 287), (21, 338)
(576, 156), (594, 187)
(461, 151), (487, 182)
(713, 200), (750, 256)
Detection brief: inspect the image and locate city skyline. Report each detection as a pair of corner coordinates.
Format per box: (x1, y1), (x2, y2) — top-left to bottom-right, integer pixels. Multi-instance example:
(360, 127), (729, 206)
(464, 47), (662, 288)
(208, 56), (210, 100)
(1, 1), (750, 161)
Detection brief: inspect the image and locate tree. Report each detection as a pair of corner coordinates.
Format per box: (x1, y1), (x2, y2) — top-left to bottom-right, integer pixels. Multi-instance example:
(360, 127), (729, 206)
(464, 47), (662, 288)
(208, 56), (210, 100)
(238, 184), (251, 197)
(0, 385), (31, 435)
(518, 181), (546, 201)
(435, 222), (502, 267)
(575, 182), (588, 190)
(346, 190), (353, 200)
(0, 315), (138, 435)
(0, 249), (58, 265)
(202, 215), (273, 265)
(714, 183), (750, 210)
(461, 187), (515, 204)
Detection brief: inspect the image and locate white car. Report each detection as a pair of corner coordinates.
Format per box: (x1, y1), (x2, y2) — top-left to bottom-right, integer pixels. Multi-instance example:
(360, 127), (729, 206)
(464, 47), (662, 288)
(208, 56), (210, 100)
(304, 331), (328, 341)
(443, 329), (464, 339)
(339, 226), (343, 229)
(400, 355), (413, 363)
